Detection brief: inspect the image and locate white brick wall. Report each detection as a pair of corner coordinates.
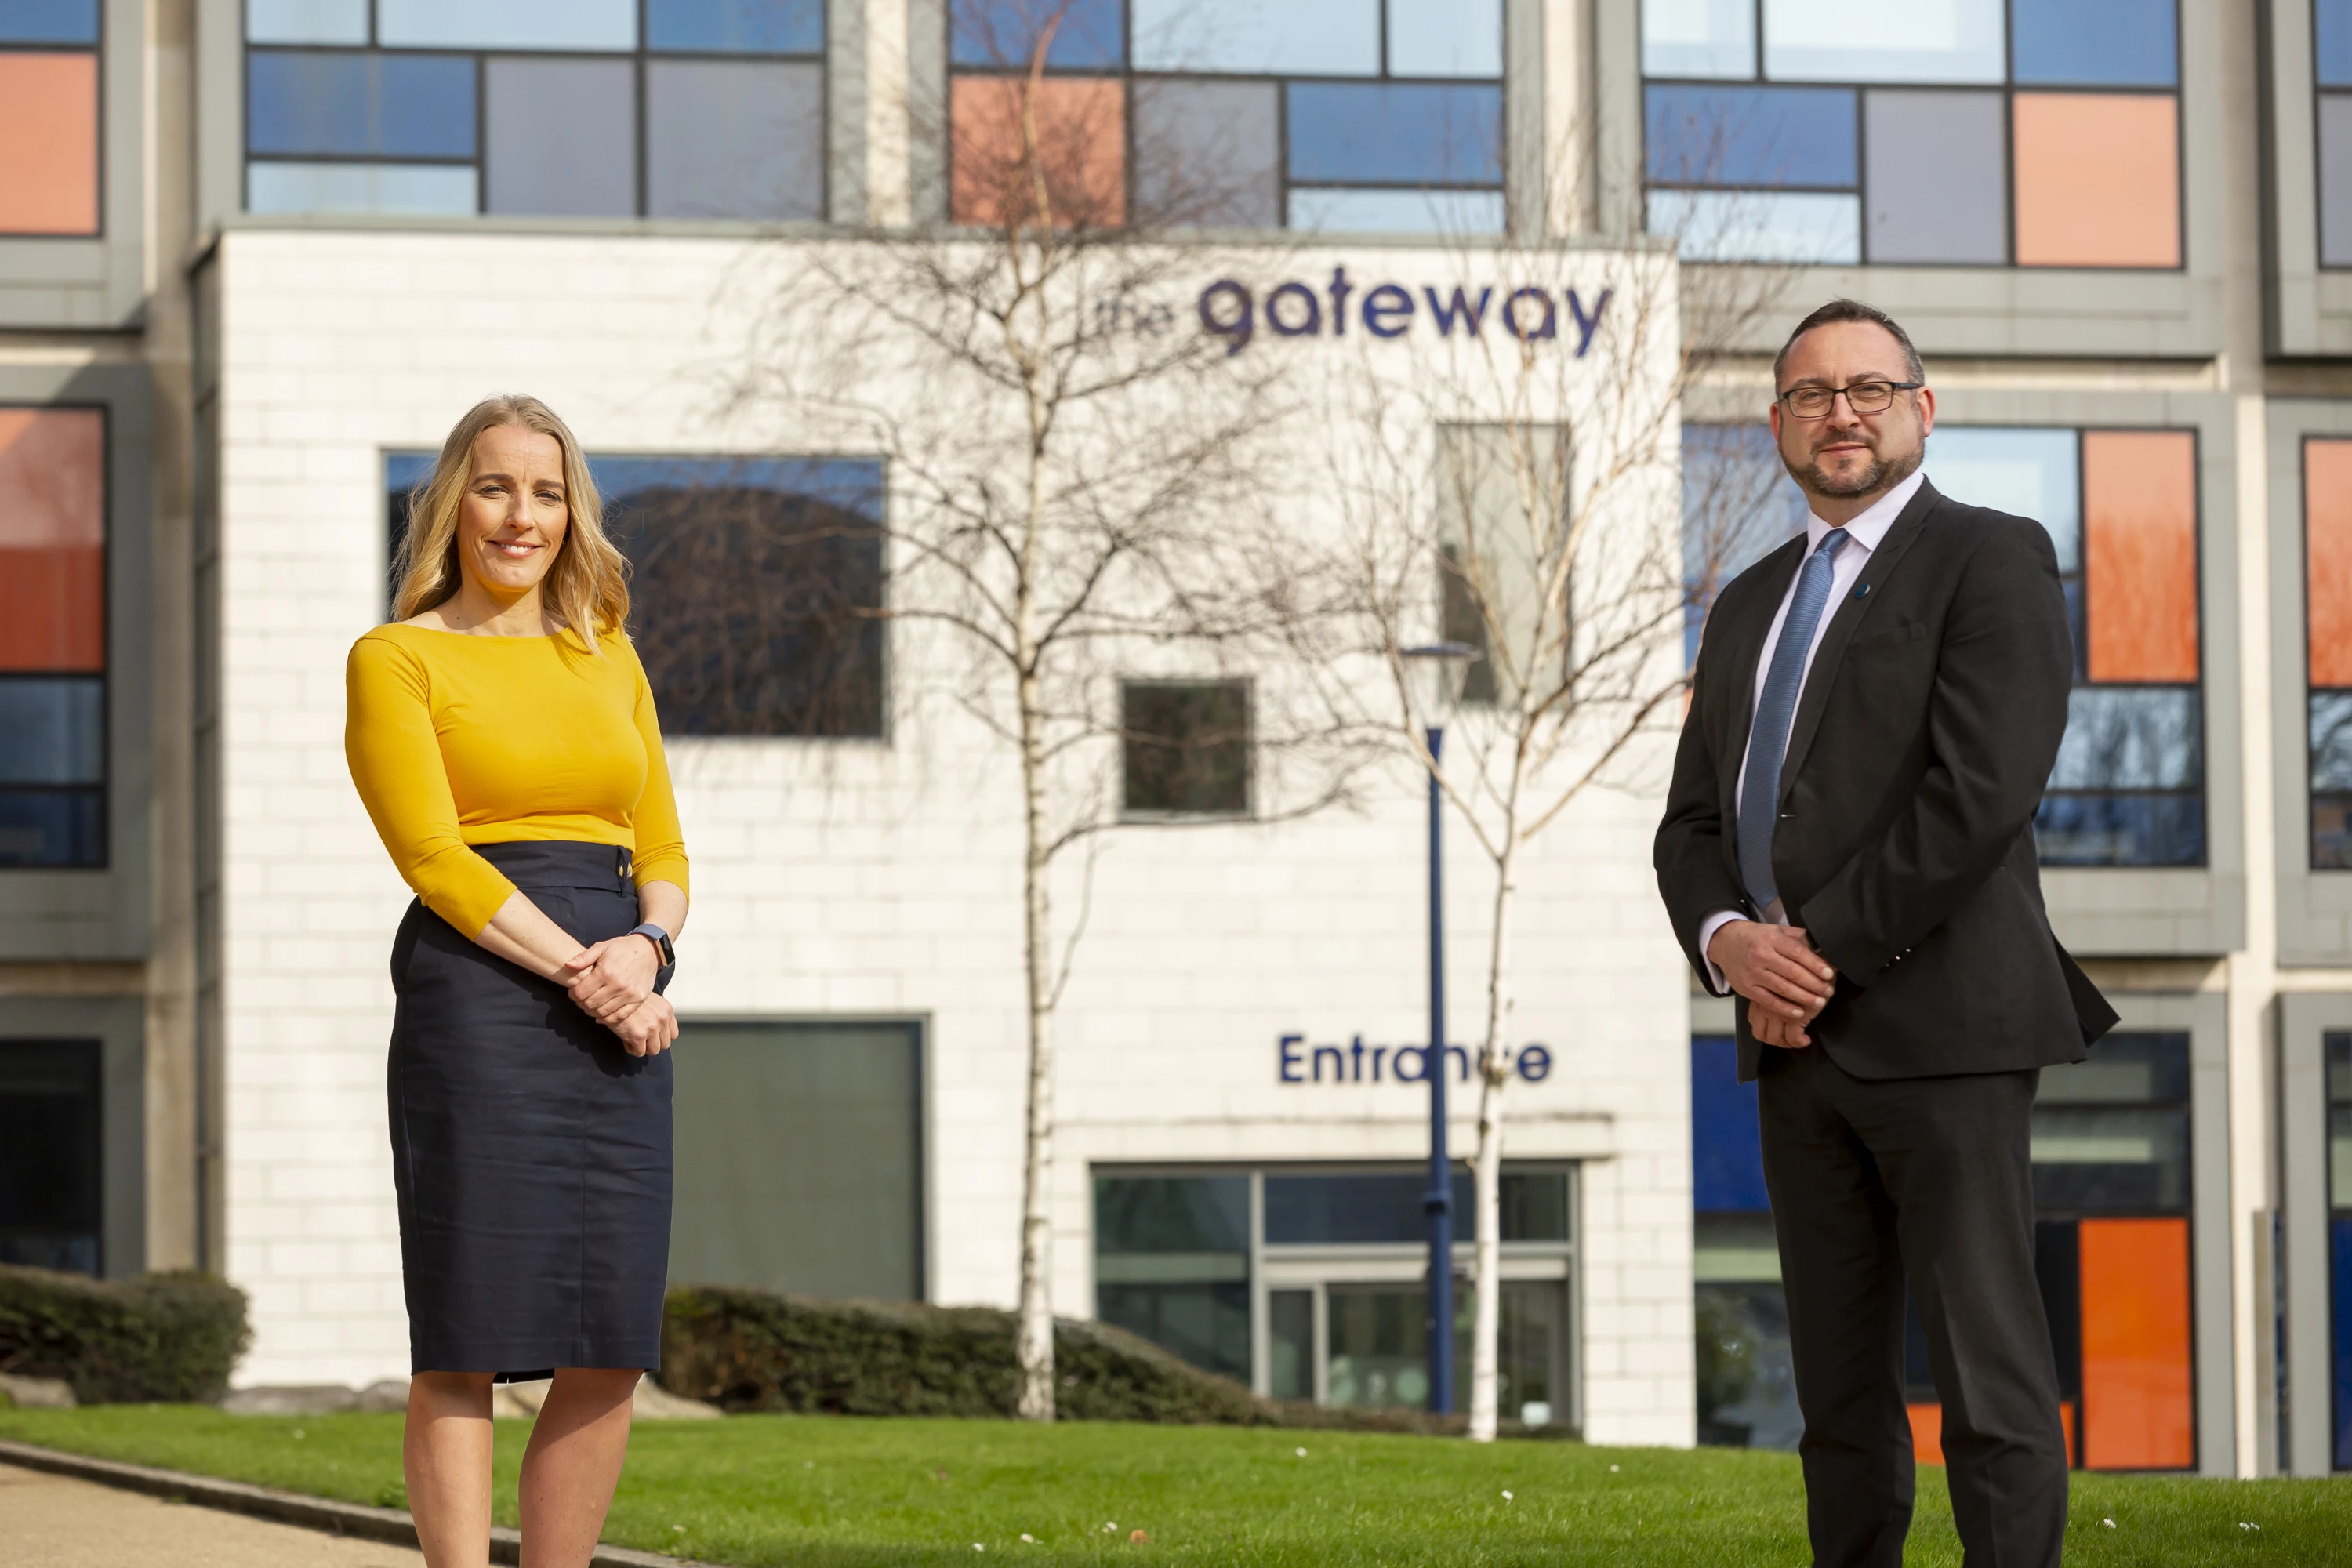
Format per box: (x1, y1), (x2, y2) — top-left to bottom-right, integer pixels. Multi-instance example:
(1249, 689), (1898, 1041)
(214, 229), (1694, 1443)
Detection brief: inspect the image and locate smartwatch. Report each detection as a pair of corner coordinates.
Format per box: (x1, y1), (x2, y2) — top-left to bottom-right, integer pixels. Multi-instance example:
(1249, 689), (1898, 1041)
(626, 923), (674, 967)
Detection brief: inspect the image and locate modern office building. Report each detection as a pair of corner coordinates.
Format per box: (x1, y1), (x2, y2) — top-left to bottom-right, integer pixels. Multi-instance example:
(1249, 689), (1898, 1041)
(4, 0), (2352, 1475)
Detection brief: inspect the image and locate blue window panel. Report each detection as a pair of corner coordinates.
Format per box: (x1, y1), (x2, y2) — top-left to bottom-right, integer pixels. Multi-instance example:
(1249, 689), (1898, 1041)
(0, 0), (96, 44)
(2322, 0), (2352, 89)
(648, 0), (823, 53)
(1386, 0), (1502, 79)
(245, 0), (366, 45)
(247, 53), (477, 158)
(1286, 186), (1504, 234)
(2010, 0), (2176, 88)
(2313, 691), (2352, 793)
(1646, 84), (1856, 188)
(949, 0), (1122, 67)
(1132, 0), (1378, 77)
(0, 680), (102, 786)
(1287, 83), (1503, 185)
(1762, 0), (2004, 85)
(1642, 0), (1754, 80)
(1683, 424), (1807, 666)
(1692, 1035), (1771, 1212)
(2332, 1215), (2352, 1468)
(1926, 426), (2080, 572)
(378, 0), (636, 51)
(591, 457), (887, 523)
(2034, 793), (2204, 867)
(1265, 1170), (1478, 1243)
(1647, 188), (1860, 263)
(246, 162), (479, 215)
(0, 790), (103, 868)
(2049, 685), (2200, 790)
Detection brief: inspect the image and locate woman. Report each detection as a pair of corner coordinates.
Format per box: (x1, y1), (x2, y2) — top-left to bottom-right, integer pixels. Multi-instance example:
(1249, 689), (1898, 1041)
(346, 394), (688, 1566)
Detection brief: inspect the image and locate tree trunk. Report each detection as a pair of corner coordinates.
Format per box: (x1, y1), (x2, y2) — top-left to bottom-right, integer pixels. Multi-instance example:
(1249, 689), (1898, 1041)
(1466, 830), (1519, 1443)
(1013, 654), (1057, 1421)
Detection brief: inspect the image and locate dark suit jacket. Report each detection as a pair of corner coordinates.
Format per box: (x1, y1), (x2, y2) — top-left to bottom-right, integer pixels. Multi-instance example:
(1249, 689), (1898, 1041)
(1654, 478), (2118, 1082)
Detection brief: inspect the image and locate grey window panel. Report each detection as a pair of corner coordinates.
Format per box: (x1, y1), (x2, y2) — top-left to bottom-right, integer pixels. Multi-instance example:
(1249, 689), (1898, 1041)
(1864, 89), (2005, 264)
(1131, 78), (1279, 229)
(484, 58), (638, 218)
(2322, 95), (2352, 268)
(644, 60), (822, 221)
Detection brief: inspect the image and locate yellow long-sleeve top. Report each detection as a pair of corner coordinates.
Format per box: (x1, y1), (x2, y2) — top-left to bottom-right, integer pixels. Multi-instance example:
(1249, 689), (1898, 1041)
(345, 623), (690, 938)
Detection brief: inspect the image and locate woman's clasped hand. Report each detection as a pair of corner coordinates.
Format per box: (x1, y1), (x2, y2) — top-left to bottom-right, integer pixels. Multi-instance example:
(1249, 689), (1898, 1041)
(562, 933), (679, 1057)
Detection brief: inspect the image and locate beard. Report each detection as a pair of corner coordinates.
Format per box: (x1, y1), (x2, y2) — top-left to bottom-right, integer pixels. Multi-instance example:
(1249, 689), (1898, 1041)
(1795, 438), (1921, 499)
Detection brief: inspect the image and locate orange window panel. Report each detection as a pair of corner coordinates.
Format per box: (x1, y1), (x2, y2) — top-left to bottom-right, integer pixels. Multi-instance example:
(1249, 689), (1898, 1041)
(950, 74), (1126, 229)
(2079, 1217), (2194, 1470)
(2013, 94), (2180, 269)
(1908, 1400), (2078, 1468)
(2308, 441), (2352, 686)
(0, 408), (107, 672)
(2084, 430), (2198, 682)
(0, 53), (100, 237)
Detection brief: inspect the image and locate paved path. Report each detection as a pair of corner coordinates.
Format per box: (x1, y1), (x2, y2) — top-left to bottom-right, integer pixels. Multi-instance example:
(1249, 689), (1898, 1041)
(0, 1462), (425, 1568)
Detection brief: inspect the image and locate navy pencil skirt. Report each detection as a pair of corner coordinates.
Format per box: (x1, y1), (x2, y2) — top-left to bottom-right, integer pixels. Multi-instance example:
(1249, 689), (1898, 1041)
(387, 840), (673, 1378)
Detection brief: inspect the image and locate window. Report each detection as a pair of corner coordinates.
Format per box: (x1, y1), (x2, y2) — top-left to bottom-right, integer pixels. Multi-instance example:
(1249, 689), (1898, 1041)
(0, 1039), (102, 1274)
(667, 1020), (924, 1298)
(2307, 439), (2352, 866)
(1679, 423), (1806, 667)
(947, 0), (1504, 233)
(2320, 1), (2352, 266)
(1, 407), (107, 868)
(1436, 424), (1570, 706)
(2326, 1032), (2351, 1469)
(1121, 681), (1250, 815)
(0, 2), (100, 237)
(1096, 1164), (1574, 1419)
(1641, 0), (2182, 267)
(387, 453), (886, 739)
(243, 0), (826, 220)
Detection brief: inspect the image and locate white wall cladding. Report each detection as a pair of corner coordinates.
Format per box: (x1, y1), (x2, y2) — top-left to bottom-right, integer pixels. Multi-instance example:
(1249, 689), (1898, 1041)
(212, 227), (1693, 1443)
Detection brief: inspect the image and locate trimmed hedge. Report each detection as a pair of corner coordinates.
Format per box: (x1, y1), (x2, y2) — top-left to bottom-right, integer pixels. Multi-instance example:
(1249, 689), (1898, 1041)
(658, 1286), (1505, 1434)
(0, 1265), (251, 1405)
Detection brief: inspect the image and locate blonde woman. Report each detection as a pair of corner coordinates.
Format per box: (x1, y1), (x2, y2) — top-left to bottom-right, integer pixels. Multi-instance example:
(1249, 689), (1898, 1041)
(346, 395), (688, 1567)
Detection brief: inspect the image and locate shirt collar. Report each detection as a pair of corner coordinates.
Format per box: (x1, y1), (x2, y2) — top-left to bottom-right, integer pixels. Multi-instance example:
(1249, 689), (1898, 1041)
(1805, 466), (1927, 556)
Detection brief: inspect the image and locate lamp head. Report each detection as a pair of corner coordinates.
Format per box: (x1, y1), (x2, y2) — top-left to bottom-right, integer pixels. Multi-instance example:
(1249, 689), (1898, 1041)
(1401, 641), (1481, 729)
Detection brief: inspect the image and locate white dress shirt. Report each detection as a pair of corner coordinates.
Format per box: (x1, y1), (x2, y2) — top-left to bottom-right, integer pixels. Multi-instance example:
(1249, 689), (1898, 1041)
(1698, 467), (1927, 993)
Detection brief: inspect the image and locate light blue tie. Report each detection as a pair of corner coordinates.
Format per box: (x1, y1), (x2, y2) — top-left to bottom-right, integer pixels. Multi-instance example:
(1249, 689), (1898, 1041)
(1737, 529), (1850, 911)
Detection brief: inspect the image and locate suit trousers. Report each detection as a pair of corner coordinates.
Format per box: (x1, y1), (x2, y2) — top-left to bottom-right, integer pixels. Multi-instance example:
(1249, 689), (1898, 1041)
(1757, 1042), (2068, 1568)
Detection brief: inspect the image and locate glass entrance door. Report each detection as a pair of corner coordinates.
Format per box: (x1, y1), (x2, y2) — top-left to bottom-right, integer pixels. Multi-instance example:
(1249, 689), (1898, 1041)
(1266, 1276), (1567, 1423)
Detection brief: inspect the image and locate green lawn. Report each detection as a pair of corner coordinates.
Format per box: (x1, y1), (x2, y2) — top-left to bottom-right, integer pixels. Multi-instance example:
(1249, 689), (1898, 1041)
(0, 1406), (2342, 1566)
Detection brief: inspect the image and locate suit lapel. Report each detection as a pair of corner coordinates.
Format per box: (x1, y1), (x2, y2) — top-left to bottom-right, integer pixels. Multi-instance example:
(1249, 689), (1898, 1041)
(1775, 480), (1941, 808)
(1712, 535), (1806, 825)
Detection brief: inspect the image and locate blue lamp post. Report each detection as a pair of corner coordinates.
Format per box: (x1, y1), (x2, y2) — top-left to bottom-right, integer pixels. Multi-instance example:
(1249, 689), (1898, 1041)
(1402, 641), (1479, 1415)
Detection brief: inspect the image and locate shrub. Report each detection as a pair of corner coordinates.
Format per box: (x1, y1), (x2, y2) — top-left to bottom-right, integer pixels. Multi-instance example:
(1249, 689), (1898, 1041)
(0, 1265), (251, 1405)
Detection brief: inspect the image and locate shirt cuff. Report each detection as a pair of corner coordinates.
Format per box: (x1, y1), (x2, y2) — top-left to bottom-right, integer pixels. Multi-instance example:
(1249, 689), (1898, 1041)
(1697, 909), (1747, 996)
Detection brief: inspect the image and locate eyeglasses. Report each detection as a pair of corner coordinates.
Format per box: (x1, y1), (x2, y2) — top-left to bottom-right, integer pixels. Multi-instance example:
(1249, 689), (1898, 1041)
(1777, 379), (1923, 419)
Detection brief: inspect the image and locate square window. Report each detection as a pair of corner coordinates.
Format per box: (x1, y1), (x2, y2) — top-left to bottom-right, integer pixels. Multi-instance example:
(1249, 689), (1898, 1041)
(0, 678), (103, 786)
(1925, 426), (2080, 571)
(484, 56), (637, 217)
(246, 52), (477, 159)
(1131, 0), (1379, 76)
(0, 408), (105, 674)
(1646, 189), (1860, 263)
(1645, 83), (1857, 189)
(648, 0), (824, 53)
(244, 0), (367, 45)
(1863, 89), (2004, 263)
(2049, 686), (2201, 791)
(1122, 681), (1250, 815)
(0, 0), (96, 44)
(1287, 82), (1503, 186)
(2013, 93), (2180, 268)
(1682, 424), (1806, 666)
(1132, 78), (1280, 228)
(949, 0), (1123, 68)
(1287, 187), (1504, 234)
(2321, 95), (2352, 267)
(645, 59), (823, 220)
(0, 53), (98, 235)
(1385, 0), (1502, 79)
(1762, 0), (2004, 85)
(949, 74), (1125, 227)
(2010, 0), (2177, 88)
(2082, 429), (2198, 681)
(1642, 0), (1755, 80)
(246, 162), (478, 215)
(379, 0), (636, 51)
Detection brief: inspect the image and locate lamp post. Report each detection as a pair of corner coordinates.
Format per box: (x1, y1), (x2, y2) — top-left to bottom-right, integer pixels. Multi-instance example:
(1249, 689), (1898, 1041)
(1402, 641), (1479, 1416)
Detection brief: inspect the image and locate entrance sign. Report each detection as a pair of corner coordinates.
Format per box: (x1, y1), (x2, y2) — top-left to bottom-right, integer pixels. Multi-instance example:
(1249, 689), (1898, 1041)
(1276, 1032), (1553, 1085)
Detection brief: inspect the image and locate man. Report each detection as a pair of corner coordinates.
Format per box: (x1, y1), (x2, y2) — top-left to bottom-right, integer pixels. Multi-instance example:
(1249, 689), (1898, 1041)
(1654, 299), (2117, 1568)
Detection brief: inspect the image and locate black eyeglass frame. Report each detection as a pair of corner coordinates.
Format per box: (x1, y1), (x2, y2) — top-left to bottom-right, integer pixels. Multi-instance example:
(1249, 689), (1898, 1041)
(1776, 380), (1926, 419)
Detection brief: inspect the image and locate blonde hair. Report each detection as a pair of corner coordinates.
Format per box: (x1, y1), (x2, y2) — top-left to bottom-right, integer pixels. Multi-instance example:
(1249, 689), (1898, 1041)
(390, 394), (630, 647)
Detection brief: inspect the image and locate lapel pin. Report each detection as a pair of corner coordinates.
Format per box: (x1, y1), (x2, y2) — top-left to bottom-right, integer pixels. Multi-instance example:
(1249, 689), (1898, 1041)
(1852, 583), (1871, 599)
